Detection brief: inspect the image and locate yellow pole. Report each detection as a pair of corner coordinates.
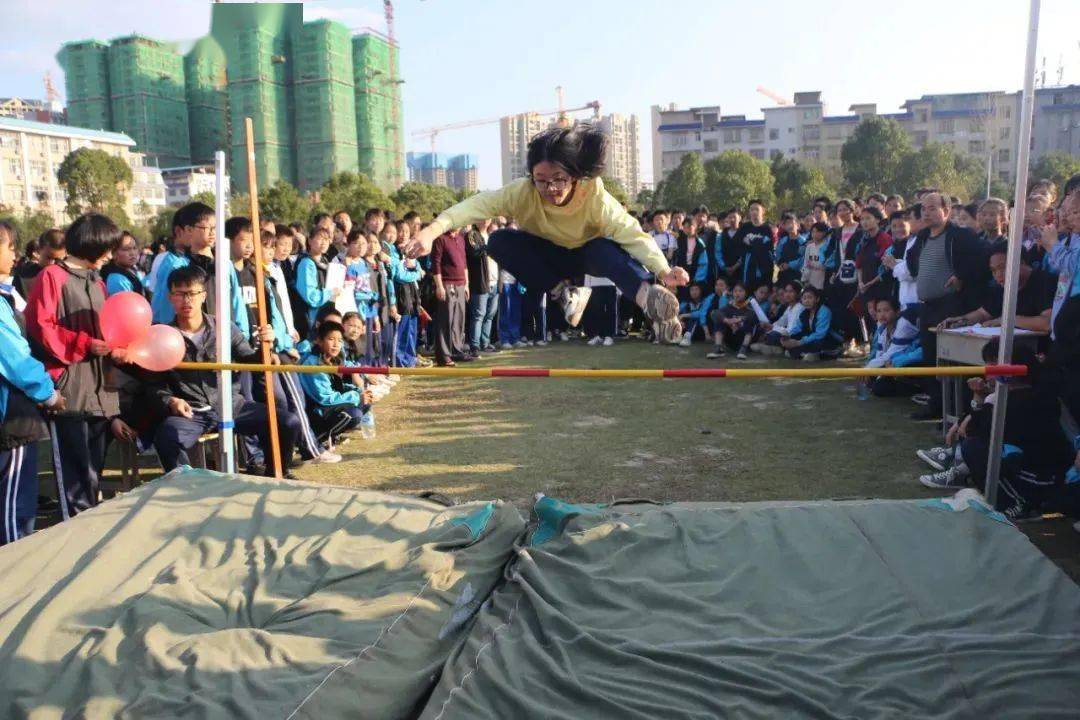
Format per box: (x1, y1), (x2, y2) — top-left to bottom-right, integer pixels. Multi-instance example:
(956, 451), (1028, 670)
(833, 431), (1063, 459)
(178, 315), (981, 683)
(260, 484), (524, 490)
(176, 362), (1024, 379)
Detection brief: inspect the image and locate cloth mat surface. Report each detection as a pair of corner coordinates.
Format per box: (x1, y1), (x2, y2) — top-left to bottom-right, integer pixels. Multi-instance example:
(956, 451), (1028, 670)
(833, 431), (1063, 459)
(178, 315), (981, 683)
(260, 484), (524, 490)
(0, 468), (525, 720)
(422, 497), (1080, 720)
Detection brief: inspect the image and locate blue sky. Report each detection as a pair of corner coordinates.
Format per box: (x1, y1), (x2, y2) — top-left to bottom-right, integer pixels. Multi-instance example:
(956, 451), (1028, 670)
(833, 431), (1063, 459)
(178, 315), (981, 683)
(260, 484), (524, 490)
(3, 0), (1078, 190)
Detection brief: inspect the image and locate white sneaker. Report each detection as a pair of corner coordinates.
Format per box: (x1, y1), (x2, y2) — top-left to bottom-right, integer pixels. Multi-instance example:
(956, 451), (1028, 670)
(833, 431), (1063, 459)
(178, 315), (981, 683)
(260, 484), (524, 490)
(559, 286), (592, 327)
(919, 465), (969, 489)
(748, 343), (764, 353)
(587, 336), (602, 346)
(602, 336), (614, 346)
(311, 450), (343, 464)
(534, 339), (548, 347)
(514, 340), (529, 348)
(500, 342), (513, 350)
(916, 447), (952, 472)
(801, 353), (820, 362)
(706, 348), (726, 359)
(736, 349), (748, 360)
(678, 332), (692, 348)
(558, 332), (569, 342)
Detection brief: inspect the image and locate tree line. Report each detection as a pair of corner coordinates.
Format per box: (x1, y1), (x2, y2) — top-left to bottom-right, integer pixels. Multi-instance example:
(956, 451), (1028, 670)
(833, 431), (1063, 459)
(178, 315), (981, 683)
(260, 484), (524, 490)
(645, 115), (1080, 215)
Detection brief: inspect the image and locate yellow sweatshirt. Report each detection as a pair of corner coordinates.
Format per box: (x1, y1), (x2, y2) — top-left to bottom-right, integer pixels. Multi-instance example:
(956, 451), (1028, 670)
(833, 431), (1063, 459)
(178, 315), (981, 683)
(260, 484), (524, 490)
(431, 176), (671, 276)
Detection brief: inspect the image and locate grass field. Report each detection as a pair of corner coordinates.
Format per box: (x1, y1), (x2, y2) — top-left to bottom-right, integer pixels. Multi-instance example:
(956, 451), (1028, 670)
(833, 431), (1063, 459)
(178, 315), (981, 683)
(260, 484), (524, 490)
(291, 339), (945, 508)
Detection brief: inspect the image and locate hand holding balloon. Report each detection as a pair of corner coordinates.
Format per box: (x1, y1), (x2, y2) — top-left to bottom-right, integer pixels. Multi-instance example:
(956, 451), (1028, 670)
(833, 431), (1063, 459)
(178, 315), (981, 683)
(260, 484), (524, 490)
(99, 292), (152, 349)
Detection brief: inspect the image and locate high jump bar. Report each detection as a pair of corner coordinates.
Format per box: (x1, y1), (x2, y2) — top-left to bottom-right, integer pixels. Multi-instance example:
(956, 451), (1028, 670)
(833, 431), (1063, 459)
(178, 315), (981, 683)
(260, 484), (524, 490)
(177, 362), (1028, 379)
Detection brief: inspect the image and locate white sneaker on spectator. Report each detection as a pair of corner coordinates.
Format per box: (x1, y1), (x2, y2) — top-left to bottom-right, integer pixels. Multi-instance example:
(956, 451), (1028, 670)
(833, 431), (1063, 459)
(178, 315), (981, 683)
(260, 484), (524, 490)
(919, 466), (969, 489)
(916, 447), (952, 472)
(501, 342), (513, 350)
(558, 332), (569, 342)
(706, 347), (726, 359)
(587, 336), (602, 346)
(514, 340), (529, 348)
(749, 343), (764, 353)
(602, 336), (614, 347)
(558, 286), (592, 327)
(736, 349), (748, 360)
(534, 339), (548, 346)
(678, 332), (692, 348)
(801, 353), (820, 362)
(311, 450), (342, 464)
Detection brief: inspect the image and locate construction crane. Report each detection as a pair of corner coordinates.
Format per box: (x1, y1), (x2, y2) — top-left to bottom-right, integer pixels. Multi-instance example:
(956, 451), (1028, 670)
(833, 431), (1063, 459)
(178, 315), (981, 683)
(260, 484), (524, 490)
(413, 97), (601, 154)
(756, 86), (791, 106)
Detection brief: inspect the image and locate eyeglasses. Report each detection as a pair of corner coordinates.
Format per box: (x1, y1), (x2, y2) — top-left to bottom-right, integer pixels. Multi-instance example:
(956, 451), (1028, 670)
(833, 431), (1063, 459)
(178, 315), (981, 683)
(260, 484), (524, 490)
(532, 177), (572, 191)
(192, 225), (216, 234)
(169, 290), (206, 300)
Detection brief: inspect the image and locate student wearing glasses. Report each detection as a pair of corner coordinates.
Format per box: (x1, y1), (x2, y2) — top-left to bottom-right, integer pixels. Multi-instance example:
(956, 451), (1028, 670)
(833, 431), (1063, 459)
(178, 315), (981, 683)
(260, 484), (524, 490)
(150, 202), (215, 324)
(401, 125), (689, 343)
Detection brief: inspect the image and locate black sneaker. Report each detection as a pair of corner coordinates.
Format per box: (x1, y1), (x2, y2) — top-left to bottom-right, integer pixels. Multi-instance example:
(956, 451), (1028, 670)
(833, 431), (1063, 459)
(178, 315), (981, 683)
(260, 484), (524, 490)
(909, 406), (942, 421)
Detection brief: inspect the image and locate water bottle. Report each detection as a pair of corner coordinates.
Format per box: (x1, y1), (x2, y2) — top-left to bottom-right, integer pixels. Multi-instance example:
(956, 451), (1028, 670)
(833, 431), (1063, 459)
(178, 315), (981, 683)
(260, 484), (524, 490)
(360, 410), (376, 439)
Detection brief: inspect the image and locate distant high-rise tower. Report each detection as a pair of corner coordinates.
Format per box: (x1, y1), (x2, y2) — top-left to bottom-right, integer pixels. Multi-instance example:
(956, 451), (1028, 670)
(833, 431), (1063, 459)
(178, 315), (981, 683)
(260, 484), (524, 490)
(105, 35), (191, 168)
(58, 2), (406, 191)
(184, 36), (228, 167)
(353, 33), (405, 191)
(500, 112), (550, 185)
(597, 113), (641, 197)
(56, 40), (112, 131)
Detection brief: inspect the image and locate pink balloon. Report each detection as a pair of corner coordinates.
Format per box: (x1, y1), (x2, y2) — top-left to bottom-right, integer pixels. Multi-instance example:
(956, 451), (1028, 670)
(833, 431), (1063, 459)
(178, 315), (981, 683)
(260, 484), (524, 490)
(128, 324), (187, 372)
(100, 291), (152, 349)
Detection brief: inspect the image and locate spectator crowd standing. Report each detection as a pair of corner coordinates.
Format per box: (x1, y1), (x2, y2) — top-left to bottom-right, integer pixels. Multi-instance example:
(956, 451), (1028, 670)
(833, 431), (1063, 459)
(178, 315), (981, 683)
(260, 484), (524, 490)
(0, 172), (1079, 545)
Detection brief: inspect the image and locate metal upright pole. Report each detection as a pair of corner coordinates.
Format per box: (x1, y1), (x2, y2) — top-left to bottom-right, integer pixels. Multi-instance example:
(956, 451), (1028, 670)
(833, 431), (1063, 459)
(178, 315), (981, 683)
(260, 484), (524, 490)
(213, 150), (236, 474)
(985, 0), (1040, 507)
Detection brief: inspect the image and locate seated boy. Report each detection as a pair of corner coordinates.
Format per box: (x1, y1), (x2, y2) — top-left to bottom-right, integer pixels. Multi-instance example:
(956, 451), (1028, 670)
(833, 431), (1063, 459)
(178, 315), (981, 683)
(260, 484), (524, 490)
(149, 265), (301, 477)
(863, 297), (922, 396)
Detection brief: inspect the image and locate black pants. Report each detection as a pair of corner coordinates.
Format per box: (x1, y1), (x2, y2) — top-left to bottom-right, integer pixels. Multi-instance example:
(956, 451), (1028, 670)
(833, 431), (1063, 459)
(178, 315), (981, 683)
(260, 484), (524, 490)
(49, 416), (111, 520)
(154, 403), (300, 473)
(436, 284), (468, 363)
(918, 294), (964, 403)
(583, 286), (617, 338)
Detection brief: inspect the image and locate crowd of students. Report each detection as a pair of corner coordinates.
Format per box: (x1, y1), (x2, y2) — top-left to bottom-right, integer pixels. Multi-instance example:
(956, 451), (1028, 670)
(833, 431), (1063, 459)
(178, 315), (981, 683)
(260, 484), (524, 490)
(1, 175), (1078, 546)
(638, 179), (1080, 521)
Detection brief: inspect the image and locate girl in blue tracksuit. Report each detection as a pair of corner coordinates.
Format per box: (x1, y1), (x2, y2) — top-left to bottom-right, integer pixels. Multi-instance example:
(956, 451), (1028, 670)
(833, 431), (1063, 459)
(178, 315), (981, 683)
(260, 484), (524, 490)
(782, 285), (842, 360)
(0, 222), (60, 545)
(299, 320), (370, 444)
(677, 283), (709, 344)
(774, 213), (806, 287)
(294, 227), (337, 331)
(700, 276), (730, 337)
(387, 226), (424, 366)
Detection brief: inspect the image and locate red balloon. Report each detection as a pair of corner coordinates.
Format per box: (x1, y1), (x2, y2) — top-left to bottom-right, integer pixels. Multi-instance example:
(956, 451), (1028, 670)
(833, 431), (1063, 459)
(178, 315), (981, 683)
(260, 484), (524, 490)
(128, 325), (187, 372)
(100, 291), (152, 349)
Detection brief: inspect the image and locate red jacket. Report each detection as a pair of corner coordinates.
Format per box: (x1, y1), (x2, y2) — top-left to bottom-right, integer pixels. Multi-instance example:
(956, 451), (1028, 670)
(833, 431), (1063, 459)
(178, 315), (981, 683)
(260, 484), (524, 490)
(25, 262), (118, 416)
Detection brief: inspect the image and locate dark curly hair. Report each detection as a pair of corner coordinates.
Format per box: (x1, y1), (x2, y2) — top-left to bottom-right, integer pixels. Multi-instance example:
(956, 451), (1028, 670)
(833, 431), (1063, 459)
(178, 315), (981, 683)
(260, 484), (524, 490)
(526, 124), (608, 179)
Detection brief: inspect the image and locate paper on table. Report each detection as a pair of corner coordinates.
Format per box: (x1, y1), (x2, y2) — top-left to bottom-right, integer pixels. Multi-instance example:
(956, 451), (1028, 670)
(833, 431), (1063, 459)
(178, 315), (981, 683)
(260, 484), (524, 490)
(749, 298), (770, 325)
(950, 324), (1037, 337)
(336, 280), (358, 314)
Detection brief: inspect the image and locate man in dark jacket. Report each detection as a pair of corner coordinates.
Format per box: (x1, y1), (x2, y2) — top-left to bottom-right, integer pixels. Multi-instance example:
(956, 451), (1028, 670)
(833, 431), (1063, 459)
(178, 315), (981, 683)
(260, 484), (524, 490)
(149, 265), (300, 475)
(903, 191), (988, 419)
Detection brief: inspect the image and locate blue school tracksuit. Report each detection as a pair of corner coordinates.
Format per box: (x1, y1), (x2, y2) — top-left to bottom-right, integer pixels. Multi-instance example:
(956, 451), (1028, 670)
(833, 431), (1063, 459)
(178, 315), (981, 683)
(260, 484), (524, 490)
(774, 233), (806, 284)
(150, 250), (189, 323)
(297, 352), (367, 438)
(386, 244), (423, 366)
(699, 291), (729, 332)
(0, 297), (54, 545)
(866, 315), (922, 369)
(295, 255), (335, 328)
(787, 304), (842, 358)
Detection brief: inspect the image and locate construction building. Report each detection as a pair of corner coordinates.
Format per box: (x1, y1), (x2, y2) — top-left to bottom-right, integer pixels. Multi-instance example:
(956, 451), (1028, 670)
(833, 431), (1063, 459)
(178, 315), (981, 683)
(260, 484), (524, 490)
(0, 116), (165, 225)
(651, 85), (1080, 189)
(407, 152), (478, 192)
(500, 111), (640, 195)
(58, 2), (404, 193)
